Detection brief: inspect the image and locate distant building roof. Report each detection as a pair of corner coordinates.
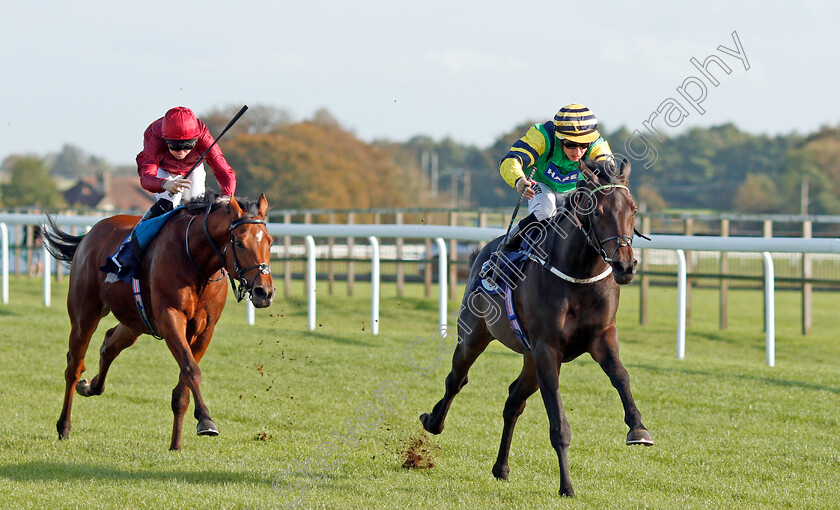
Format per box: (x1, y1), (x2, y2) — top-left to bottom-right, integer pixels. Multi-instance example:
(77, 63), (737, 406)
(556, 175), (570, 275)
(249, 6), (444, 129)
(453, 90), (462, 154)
(100, 175), (155, 211)
(63, 174), (154, 212)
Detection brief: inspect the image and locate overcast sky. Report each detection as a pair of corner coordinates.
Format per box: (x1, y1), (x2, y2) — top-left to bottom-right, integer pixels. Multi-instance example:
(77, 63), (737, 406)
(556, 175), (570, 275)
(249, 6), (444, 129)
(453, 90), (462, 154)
(1, 1), (838, 167)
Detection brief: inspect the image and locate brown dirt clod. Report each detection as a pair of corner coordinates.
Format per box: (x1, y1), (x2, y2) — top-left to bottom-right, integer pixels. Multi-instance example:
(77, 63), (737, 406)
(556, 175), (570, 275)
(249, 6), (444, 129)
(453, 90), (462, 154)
(400, 433), (436, 470)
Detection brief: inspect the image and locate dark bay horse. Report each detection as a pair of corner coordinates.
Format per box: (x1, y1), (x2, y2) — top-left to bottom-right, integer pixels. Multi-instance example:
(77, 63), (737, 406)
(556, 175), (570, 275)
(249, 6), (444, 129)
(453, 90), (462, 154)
(43, 192), (275, 450)
(420, 159), (652, 496)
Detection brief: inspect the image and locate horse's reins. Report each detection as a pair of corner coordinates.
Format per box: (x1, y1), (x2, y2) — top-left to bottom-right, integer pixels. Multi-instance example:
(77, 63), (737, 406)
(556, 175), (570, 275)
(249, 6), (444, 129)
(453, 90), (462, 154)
(185, 215), (227, 282)
(187, 203), (271, 302)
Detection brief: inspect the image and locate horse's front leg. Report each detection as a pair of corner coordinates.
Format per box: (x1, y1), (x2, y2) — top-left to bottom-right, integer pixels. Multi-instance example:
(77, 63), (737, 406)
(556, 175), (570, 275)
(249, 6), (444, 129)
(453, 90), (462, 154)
(590, 325), (653, 446)
(169, 321), (218, 451)
(159, 310), (217, 450)
(533, 344), (575, 497)
(420, 301), (492, 435)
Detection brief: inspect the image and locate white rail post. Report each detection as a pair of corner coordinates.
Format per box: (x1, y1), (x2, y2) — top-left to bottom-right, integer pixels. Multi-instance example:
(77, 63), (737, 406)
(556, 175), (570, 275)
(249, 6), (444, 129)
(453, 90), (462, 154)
(762, 252), (775, 367)
(42, 225), (51, 307)
(1, 223), (8, 304)
(246, 299), (255, 325)
(305, 235), (316, 331)
(676, 249), (687, 359)
(369, 236), (380, 335)
(435, 237), (448, 329)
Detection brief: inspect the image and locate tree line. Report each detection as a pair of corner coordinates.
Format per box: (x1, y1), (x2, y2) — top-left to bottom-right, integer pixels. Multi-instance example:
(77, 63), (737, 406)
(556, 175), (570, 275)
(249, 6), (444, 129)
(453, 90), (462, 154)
(1, 104), (838, 214)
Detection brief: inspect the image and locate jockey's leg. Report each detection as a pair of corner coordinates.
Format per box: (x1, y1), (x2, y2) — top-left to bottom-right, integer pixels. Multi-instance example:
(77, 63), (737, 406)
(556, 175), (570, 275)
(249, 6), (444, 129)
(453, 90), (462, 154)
(503, 183), (556, 252)
(105, 166), (205, 274)
(105, 197), (173, 274)
(182, 164), (205, 201)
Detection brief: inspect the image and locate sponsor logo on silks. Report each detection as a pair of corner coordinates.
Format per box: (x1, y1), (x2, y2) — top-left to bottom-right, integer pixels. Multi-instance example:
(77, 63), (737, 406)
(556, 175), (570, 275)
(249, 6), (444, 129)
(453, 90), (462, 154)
(544, 164), (579, 185)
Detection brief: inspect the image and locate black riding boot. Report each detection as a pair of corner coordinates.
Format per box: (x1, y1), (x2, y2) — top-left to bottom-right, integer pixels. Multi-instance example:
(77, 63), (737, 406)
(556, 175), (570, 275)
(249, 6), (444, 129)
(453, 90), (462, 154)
(106, 198), (174, 273)
(141, 198), (176, 222)
(503, 212), (540, 252)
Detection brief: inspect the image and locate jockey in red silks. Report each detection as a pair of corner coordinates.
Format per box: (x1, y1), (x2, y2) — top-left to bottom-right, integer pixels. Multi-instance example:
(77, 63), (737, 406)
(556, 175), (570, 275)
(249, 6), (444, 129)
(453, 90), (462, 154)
(105, 106), (237, 275)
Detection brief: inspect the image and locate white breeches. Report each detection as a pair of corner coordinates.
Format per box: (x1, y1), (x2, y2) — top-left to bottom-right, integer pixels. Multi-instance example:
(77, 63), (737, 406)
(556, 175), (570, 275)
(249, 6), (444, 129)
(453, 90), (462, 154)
(527, 182), (571, 221)
(154, 164), (206, 206)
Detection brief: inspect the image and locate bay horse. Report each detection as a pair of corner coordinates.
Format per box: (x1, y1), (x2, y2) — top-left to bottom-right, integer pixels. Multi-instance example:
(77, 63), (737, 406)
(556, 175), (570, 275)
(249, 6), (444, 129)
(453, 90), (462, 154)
(420, 158), (652, 496)
(43, 192), (275, 450)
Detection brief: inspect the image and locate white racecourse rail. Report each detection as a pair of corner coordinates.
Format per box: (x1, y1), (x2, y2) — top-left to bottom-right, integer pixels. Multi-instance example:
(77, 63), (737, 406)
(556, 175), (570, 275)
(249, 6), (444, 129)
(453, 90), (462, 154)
(3, 213), (840, 367)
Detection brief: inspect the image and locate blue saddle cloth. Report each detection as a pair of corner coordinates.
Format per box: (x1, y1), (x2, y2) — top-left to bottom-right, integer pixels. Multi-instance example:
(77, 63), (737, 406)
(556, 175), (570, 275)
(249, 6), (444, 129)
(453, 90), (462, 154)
(133, 207), (183, 248)
(100, 207), (183, 282)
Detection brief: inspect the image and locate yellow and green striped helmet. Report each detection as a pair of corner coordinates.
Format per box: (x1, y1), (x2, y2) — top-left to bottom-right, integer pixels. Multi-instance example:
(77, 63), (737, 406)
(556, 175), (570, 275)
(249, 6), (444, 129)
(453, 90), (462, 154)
(553, 103), (600, 143)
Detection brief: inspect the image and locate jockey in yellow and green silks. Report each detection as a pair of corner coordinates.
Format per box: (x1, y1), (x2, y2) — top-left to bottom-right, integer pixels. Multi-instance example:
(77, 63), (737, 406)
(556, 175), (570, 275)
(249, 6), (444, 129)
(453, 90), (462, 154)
(500, 103), (613, 251)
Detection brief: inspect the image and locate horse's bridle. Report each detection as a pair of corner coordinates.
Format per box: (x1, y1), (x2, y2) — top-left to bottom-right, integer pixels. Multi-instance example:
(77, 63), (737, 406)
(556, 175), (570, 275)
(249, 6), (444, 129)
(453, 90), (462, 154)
(574, 183), (641, 264)
(186, 203), (271, 302)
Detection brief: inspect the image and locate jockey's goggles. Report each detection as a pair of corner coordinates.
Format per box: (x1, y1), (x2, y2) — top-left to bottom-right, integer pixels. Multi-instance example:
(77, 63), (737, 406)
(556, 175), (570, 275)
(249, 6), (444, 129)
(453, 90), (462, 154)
(561, 139), (591, 151)
(165, 138), (198, 151)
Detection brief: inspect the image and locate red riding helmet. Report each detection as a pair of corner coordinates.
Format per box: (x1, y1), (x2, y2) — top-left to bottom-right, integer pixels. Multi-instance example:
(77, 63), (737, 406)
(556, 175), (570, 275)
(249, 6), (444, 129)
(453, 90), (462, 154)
(161, 107), (201, 140)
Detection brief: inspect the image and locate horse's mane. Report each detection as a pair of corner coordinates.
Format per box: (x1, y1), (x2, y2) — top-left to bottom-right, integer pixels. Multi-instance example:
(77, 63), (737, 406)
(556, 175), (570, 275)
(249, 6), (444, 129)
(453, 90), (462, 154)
(181, 191), (261, 217)
(581, 157), (623, 186)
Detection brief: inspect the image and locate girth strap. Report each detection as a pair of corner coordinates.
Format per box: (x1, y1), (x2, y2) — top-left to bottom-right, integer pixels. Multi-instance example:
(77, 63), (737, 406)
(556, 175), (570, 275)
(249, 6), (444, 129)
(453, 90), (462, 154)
(504, 286), (531, 351)
(132, 277), (162, 340)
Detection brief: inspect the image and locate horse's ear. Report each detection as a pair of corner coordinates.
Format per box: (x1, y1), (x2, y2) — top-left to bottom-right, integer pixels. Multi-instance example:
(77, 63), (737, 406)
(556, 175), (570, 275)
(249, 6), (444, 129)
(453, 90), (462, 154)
(618, 158), (631, 183)
(229, 195), (243, 217)
(257, 193), (269, 218)
(579, 160), (600, 186)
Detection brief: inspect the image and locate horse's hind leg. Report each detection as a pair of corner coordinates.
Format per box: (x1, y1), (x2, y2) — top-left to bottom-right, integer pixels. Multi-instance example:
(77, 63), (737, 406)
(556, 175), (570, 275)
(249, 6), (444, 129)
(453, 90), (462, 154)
(492, 355), (538, 480)
(591, 326), (653, 446)
(420, 303), (492, 435)
(76, 324), (140, 397)
(56, 305), (103, 439)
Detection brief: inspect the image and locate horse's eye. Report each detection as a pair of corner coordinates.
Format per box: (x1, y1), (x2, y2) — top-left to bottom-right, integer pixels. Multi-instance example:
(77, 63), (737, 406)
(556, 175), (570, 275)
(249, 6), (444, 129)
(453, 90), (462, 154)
(235, 240), (244, 248)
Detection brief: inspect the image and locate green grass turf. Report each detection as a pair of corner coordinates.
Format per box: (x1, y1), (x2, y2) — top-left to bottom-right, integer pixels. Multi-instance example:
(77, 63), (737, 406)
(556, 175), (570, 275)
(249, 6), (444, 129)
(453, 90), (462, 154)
(0, 275), (838, 509)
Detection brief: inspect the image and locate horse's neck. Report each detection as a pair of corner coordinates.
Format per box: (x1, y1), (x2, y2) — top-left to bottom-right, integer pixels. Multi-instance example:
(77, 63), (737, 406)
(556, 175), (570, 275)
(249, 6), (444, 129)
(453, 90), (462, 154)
(542, 213), (608, 277)
(186, 211), (229, 273)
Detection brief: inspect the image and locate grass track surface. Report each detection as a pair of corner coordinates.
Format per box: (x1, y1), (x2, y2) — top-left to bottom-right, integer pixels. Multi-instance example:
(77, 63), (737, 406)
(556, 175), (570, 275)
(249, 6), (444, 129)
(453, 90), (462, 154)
(1, 276), (838, 509)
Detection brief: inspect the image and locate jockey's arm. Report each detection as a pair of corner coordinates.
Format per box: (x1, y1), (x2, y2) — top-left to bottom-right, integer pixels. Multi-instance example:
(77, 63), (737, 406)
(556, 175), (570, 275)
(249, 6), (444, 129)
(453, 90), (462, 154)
(499, 125), (547, 188)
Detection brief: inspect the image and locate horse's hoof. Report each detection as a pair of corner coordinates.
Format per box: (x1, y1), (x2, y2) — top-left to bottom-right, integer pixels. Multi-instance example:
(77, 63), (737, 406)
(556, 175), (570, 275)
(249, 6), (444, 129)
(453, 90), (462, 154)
(492, 464), (509, 481)
(559, 486), (575, 497)
(75, 379), (91, 397)
(626, 428), (654, 446)
(197, 418), (219, 436)
(57, 423), (70, 440)
(419, 413), (442, 435)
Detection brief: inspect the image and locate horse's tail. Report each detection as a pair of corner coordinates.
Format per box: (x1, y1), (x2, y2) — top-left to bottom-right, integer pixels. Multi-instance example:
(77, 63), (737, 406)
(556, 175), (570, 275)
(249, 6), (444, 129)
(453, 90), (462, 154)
(42, 214), (85, 263)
